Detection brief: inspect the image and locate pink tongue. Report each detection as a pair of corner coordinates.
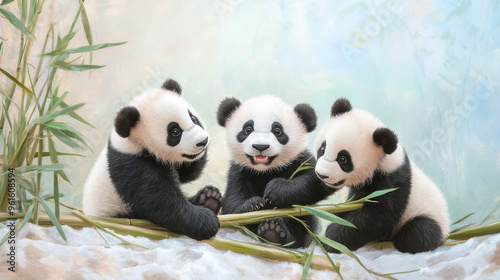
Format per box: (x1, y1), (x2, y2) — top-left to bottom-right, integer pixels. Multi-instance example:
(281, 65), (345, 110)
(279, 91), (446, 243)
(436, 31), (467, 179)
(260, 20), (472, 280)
(254, 156), (269, 163)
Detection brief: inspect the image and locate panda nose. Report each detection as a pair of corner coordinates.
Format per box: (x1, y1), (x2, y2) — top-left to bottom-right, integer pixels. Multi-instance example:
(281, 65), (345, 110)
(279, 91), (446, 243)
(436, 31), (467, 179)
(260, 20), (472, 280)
(252, 144), (270, 152)
(316, 172), (329, 180)
(196, 137), (209, 147)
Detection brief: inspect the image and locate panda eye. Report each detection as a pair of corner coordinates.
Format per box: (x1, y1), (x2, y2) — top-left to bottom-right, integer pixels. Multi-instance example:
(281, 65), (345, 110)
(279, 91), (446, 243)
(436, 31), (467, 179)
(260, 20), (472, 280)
(171, 128), (181, 137)
(317, 141), (326, 158)
(273, 127), (282, 136)
(245, 126), (253, 135)
(191, 116), (198, 125)
(338, 156), (348, 165)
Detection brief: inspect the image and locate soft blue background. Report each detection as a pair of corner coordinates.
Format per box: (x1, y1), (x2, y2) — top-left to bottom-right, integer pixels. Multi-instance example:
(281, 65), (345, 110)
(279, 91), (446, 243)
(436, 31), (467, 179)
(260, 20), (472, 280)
(19, 0), (498, 226)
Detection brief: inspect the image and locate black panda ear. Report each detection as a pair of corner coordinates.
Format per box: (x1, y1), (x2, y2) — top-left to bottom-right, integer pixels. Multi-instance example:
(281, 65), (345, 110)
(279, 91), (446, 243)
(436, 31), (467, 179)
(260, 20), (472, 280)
(373, 127), (398, 154)
(217, 97), (241, 127)
(294, 103), (317, 132)
(161, 79), (182, 95)
(331, 98), (352, 117)
(114, 106), (140, 138)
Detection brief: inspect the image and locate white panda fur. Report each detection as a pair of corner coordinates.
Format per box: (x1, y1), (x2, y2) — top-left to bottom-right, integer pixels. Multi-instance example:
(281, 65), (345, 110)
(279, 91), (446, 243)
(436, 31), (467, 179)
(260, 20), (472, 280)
(314, 98), (449, 253)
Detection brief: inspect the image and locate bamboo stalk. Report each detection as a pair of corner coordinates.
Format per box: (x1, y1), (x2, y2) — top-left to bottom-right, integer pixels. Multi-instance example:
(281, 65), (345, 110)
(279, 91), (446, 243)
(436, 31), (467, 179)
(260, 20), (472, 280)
(0, 211), (340, 271)
(218, 202), (363, 227)
(0, 201), (363, 229)
(448, 221), (500, 240)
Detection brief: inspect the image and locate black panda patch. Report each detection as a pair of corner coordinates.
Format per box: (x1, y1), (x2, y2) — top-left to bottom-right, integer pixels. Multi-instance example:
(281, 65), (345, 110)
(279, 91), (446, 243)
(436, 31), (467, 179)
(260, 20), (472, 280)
(331, 98), (352, 117)
(336, 150), (353, 173)
(162, 79), (182, 95)
(167, 122), (183, 146)
(373, 127), (398, 154)
(317, 141), (326, 158)
(237, 120), (254, 143)
(271, 122), (289, 145)
(293, 103), (317, 132)
(188, 110), (203, 129)
(115, 106), (140, 138)
(217, 97), (242, 127)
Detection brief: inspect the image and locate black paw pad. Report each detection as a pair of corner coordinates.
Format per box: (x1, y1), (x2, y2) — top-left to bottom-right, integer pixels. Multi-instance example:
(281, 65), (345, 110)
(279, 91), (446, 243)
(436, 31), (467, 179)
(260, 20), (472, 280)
(257, 219), (288, 244)
(199, 186), (222, 214)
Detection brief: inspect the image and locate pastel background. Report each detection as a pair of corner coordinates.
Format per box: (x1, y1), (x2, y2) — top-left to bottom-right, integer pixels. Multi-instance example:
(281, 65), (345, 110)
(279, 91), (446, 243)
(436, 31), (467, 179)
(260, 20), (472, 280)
(2, 0), (499, 225)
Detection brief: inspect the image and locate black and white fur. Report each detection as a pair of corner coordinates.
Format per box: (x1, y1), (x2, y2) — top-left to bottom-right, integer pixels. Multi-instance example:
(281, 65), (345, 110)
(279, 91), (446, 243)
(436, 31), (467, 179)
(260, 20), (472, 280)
(314, 98), (449, 253)
(217, 96), (334, 248)
(83, 79), (221, 241)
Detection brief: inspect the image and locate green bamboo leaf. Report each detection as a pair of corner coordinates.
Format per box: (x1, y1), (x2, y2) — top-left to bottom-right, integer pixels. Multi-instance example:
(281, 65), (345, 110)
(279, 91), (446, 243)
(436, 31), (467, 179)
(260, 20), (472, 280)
(1, 0), (15, 5)
(301, 243), (315, 280)
(0, 67), (34, 96)
(316, 235), (393, 279)
(364, 188), (398, 201)
(0, 229), (10, 246)
(0, 7), (34, 39)
(45, 42), (126, 56)
(298, 205), (356, 228)
(44, 122), (89, 149)
(17, 203), (35, 232)
(49, 91), (69, 112)
(2, 100), (12, 129)
(34, 196), (67, 241)
(54, 172), (60, 219)
(44, 121), (80, 132)
(80, 1), (93, 45)
(34, 151), (85, 158)
(57, 170), (72, 184)
(27, 0), (36, 26)
(316, 238), (343, 279)
(45, 127), (82, 149)
(32, 103), (84, 124)
(48, 137), (58, 163)
(60, 101), (94, 128)
(15, 175), (34, 194)
(13, 164), (64, 175)
(20, 0), (27, 24)
(480, 202), (500, 225)
(452, 213), (475, 225)
(52, 60), (105, 71)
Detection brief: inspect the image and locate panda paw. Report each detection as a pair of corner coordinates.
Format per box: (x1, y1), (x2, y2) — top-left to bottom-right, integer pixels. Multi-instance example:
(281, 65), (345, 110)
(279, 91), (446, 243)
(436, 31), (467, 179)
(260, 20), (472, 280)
(244, 196), (267, 212)
(263, 178), (290, 207)
(196, 186), (222, 214)
(257, 219), (291, 245)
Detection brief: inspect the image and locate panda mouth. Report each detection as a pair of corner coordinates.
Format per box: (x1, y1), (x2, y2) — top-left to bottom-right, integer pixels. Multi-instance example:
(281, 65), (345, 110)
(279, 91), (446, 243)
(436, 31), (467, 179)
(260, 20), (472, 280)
(182, 149), (205, 159)
(246, 154), (277, 165)
(254, 156), (269, 163)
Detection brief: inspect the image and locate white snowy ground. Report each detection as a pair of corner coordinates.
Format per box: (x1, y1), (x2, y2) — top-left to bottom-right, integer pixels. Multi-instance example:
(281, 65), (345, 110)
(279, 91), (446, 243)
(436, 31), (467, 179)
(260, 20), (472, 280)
(0, 223), (499, 280)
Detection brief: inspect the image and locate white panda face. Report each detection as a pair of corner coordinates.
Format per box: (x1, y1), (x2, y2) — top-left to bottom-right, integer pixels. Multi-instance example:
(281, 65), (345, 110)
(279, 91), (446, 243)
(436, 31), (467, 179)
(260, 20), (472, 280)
(314, 110), (386, 188)
(224, 96), (309, 172)
(116, 89), (209, 164)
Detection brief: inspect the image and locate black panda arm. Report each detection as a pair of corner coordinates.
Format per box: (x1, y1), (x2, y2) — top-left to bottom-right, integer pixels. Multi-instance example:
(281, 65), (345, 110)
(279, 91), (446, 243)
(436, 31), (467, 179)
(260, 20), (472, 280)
(263, 152), (336, 207)
(221, 163), (268, 214)
(108, 145), (219, 240)
(176, 151), (207, 183)
(324, 158), (413, 252)
(324, 190), (405, 252)
(263, 169), (335, 207)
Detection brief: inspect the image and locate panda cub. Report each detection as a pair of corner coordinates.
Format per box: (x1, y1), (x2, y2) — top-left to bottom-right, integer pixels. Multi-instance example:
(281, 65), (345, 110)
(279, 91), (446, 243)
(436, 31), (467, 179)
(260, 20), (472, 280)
(314, 98), (449, 253)
(217, 96), (334, 248)
(83, 79), (221, 241)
